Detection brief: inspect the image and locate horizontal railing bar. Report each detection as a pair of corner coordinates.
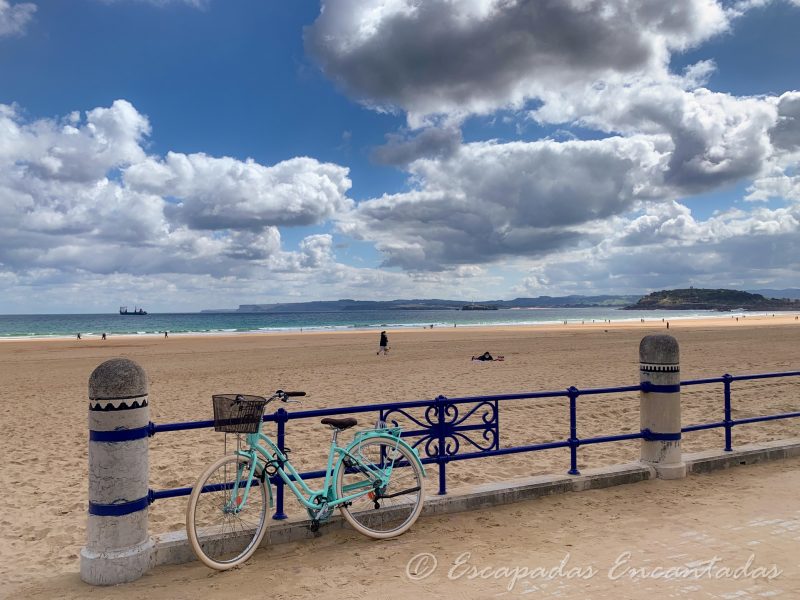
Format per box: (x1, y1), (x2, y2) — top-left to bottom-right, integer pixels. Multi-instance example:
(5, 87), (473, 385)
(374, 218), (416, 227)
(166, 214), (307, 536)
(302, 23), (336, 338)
(148, 390), (593, 434)
(150, 486), (193, 501)
(682, 371), (800, 387)
(729, 371), (800, 382)
(681, 378), (725, 386)
(150, 420), (215, 434)
(571, 385), (641, 396)
(730, 411), (800, 426)
(284, 392), (571, 421)
(682, 422), (725, 432)
(448, 440), (572, 461)
(579, 432), (644, 445)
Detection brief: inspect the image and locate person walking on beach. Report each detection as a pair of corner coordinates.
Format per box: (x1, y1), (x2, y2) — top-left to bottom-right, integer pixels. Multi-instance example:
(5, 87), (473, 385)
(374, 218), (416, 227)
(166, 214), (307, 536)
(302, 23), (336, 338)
(377, 331), (389, 356)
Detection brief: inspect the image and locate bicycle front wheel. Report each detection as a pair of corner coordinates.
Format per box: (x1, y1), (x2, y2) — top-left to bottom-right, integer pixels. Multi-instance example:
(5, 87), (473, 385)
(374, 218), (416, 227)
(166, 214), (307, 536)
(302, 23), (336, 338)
(186, 453), (268, 570)
(336, 436), (424, 539)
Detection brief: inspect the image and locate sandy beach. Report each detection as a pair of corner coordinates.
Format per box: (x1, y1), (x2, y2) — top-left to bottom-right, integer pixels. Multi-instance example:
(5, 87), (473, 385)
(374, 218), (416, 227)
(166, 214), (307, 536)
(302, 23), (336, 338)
(1, 315), (799, 597)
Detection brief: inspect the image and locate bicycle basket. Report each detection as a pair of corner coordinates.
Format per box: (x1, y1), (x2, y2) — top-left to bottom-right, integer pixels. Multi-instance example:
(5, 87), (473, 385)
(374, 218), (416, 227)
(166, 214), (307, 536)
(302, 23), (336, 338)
(212, 394), (267, 433)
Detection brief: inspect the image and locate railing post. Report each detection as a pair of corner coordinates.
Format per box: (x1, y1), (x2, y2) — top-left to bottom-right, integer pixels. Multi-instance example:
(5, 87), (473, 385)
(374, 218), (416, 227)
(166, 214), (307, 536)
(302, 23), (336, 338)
(81, 358), (154, 585)
(639, 335), (686, 479)
(567, 387), (580, 475)
(435, 395), (448, 495)
(723, 374), (733, 452)
(272, 407), (288, 520)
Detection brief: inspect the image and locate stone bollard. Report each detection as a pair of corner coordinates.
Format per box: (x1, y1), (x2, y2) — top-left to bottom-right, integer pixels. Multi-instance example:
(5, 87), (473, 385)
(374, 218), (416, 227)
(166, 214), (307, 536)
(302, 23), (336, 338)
(80, 358), (153, 585)
(639, 335), (686, 479)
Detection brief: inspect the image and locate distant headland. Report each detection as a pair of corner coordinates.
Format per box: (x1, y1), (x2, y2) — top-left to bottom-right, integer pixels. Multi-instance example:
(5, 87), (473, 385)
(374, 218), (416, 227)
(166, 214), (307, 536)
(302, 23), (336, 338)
(624, 288), (800, 311)
(201, 289), (800, 314)
(201, 295), (641, 313)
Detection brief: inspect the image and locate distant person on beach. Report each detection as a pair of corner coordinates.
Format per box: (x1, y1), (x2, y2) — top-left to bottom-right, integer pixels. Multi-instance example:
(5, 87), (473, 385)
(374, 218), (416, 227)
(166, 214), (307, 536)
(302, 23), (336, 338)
(164, 331), (168, 338)
(76, 333), (81, 340)
(101, 333), (106, 340)
(472, 351), (504, 361)
(377, 331), (389, 355)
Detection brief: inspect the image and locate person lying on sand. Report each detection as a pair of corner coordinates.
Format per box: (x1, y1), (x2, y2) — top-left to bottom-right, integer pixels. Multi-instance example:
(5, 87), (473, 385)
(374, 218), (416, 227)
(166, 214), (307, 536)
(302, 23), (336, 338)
(472, 351), (504, 361)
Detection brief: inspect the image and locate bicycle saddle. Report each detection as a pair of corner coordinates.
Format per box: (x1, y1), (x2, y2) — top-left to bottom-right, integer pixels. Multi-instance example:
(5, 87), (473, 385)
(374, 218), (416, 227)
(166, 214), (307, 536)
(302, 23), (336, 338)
(321, 417), (358, 430)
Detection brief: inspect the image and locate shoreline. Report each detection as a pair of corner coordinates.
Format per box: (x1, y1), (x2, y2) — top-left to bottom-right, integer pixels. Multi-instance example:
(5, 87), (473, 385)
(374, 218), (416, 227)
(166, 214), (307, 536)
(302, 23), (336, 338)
(1, 311), (799, 343)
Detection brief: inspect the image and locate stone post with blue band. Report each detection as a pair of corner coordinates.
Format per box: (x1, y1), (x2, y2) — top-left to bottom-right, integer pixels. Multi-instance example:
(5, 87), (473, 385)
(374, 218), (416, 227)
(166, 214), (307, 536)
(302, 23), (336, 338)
(80, 358), (154, 585)
(639, 335), (687, 480)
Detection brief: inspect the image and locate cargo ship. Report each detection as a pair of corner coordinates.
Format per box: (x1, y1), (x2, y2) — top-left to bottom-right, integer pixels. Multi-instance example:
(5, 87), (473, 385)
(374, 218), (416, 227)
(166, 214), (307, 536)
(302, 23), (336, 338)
(119, 306), (147, 315)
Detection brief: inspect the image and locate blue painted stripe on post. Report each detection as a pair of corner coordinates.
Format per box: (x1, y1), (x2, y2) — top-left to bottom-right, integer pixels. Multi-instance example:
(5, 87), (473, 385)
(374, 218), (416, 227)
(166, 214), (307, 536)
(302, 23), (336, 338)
(89, 426), (150, 442)
(89, 496), (149, 516)
(640, 383), (681, 393)
(641, 429), (681, 441)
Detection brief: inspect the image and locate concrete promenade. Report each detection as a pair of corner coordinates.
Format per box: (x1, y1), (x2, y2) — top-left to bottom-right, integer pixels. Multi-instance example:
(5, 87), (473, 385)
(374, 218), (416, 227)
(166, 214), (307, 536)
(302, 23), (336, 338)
(15, 456), (800, 599)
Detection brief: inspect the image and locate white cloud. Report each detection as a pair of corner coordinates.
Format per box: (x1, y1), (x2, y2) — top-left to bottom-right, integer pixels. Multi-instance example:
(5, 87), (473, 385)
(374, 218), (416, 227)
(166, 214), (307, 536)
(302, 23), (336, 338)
(0, 100), (150, 182)
(514, 199), (800, 295)
(340, 135), (670, 270)
(0, 100), (355, 284)
(0, 0), (35, 37)
(769, 91), (800, 152)
(125, 152), (353, 229)
(532, 79), (780, 194)
(306, 0), (731, 126)
(371, 127), (462, 166)
(746, 174), (800, 202)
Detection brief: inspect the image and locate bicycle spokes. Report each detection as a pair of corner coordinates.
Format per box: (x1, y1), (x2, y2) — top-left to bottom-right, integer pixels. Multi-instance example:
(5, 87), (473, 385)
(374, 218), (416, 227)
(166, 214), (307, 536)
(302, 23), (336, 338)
(336, 437), (424, 537)
(187, 454), (268, 568)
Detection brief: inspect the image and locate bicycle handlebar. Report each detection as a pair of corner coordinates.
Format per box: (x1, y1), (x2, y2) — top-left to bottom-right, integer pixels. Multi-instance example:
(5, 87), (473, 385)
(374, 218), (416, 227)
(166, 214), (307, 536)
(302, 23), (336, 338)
(270, 389), (306, 403)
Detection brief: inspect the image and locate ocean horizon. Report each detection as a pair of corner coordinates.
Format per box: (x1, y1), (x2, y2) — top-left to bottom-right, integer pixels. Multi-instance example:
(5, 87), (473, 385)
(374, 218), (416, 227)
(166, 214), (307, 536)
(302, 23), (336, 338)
(0, 307), (794, 340)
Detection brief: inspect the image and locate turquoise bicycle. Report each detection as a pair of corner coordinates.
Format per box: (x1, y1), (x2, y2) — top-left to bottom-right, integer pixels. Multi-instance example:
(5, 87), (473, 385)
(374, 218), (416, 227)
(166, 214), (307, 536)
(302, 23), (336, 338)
(186, 391), (426, 570)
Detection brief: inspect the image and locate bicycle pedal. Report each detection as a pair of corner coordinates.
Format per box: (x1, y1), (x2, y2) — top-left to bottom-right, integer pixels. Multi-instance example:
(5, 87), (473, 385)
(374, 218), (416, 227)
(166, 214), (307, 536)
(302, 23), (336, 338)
(309, 519), (320, 532)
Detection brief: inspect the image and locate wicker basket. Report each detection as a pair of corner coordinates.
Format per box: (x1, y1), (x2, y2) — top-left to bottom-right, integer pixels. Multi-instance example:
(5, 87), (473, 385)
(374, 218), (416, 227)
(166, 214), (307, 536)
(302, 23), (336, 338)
(212, 394), (267, 433)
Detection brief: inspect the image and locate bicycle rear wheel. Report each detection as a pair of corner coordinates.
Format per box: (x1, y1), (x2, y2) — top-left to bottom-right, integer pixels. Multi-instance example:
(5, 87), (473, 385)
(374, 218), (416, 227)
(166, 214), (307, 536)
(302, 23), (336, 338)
(186, 453), (268, 570)
(336, 436), (424, 538)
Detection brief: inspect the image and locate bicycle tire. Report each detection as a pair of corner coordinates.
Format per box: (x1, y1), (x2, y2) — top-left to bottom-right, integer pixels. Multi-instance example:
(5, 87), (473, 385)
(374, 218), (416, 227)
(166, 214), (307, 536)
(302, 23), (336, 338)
(186, 453), (269, 570)
(336, 435), (424, 539)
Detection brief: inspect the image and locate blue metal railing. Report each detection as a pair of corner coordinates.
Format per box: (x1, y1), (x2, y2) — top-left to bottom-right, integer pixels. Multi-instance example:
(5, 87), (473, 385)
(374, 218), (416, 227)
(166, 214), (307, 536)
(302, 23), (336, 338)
(146, 370), (800, 518)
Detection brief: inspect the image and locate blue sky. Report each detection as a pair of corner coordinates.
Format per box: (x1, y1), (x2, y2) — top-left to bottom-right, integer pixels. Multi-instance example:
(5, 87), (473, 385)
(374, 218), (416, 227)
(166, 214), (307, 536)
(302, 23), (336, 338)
(1, 0), (799, 312)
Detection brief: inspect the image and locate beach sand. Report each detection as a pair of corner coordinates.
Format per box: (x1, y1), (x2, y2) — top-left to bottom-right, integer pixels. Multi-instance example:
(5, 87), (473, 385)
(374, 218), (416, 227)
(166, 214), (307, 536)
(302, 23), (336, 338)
(1, 315), (798, 596)
(16, 456), (800, 599)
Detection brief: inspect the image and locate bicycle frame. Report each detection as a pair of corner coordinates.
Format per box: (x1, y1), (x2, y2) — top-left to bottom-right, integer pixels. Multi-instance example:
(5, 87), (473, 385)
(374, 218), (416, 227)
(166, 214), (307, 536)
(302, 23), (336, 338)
(232, 427), (407, 513)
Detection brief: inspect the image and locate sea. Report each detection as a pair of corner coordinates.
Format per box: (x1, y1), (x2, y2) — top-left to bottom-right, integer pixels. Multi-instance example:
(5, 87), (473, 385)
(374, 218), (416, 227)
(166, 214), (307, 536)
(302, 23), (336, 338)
(0, 307), (792, 340)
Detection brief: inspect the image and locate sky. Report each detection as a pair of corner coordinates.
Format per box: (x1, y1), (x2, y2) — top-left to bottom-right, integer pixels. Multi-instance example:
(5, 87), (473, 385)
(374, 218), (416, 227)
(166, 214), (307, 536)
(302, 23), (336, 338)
(1, 0), (799, 313)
